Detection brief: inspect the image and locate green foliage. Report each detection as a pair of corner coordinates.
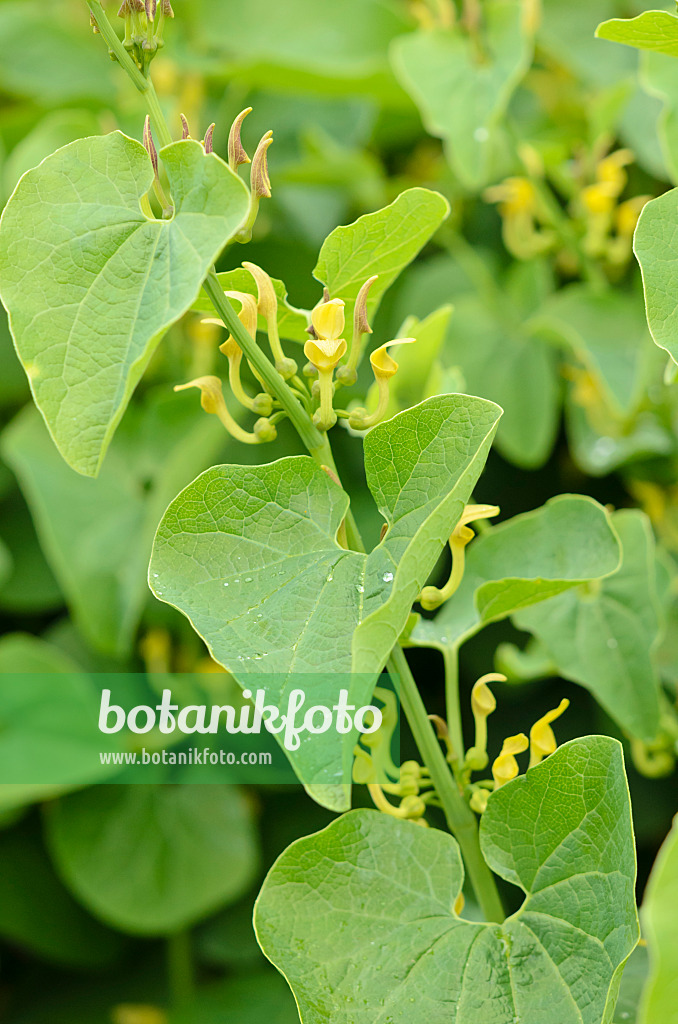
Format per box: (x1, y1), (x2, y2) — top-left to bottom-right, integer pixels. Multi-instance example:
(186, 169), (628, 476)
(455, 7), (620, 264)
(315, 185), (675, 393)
(515, 510), (663, 740)
(596, 11), (678, 59)
(255, 737), (638, 1023)
(149, 395), (500, 806)
(0, 133), (249, 475)
(639, 815), (678, 1023)
(634, 186), (678, 364)
(391, 0), (533, 188)
(1, 392), (226, 655)
(45, 785), (259, 935)
(411, 494), (621, 649)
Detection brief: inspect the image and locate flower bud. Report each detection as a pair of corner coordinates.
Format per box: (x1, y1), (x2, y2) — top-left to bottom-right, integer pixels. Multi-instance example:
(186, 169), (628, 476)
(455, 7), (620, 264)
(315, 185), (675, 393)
(470, 789), (489, 814)
(180, 113), (190, 139)
(253, 417), (277, 442)
(252, 393), (273, 416)
(354, 274), (378, 338)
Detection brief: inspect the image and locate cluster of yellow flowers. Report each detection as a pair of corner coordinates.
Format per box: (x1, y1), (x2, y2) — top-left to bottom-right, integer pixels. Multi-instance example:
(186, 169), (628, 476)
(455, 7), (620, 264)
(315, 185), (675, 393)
(485, 147), (651, 270)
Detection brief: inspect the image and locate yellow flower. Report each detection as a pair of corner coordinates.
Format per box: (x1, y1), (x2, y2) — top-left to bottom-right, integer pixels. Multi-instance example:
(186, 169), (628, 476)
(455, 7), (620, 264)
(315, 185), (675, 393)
(174, 375), (271, 445)
(484, 177), (537, 216)
(529, 698), (569, 768)
(596, 148), (633, 196)
(419, 505), (499, 611)
(492, 733), (528, 788)
(311, 298), (345, 343)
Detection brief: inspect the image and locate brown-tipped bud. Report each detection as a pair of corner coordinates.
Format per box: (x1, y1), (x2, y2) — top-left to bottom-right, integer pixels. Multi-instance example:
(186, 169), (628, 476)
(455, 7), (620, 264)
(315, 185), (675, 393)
(250, 131), (273, 198)
(323, 286), (331, 303)
(306, 323), (317, 339)
(354, 274), (378, 337)
(117, 1), (131, 16)
(90, 12), (100, 32)
(143, 116), (158, 177)
(180, 114), (190, 140)
(162, 0), (174, 14)
(203, 123), (215, 155)
(228, 108), (252, 171)
(145, 0), (157, 20)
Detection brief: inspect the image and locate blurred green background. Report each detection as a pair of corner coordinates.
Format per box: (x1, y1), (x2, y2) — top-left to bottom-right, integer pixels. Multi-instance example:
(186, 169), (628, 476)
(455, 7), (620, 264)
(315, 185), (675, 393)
(0, 0), (677, 1020)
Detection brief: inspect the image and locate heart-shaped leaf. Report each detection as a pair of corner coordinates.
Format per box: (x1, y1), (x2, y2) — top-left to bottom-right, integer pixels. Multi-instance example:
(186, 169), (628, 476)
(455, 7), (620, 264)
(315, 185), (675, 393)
(515, 510), (663, 741)
(149, 395), (501, 807)
(45, 784), (259, 936)
(391, 2), (533, 188)
(0, 132), (249, 476)
(411, 494), (621, 650)
(254, 736), (638, 1024)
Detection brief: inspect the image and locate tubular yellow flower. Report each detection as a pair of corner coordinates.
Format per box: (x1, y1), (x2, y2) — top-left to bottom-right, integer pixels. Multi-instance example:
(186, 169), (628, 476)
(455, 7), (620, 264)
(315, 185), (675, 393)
(419, 504), (499, 611)
(202, 292), (268, 413)
(466, 672), (505, 771)
(311, 298), (345, 344)
(348, 338), (415, 430)
(529, 698), (569, 768)
(492, 733), (528, 788)
(173, 376), (264, 445)
(243, 261), (297, 378)
(484, 176), (537, 216)
(596, 148), (633, 196)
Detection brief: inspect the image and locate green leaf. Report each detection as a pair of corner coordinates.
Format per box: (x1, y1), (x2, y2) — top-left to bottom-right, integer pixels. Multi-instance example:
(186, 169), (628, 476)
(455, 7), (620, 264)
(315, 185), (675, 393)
(391, 2), (533, 188)
(149, 394), (501, 808)
(1, 390), (226, 655)
(0, 493), (62, 614)
(529, 284), (655, 417)
(0, 132), (249, 476)
(0, 2), (115, 104)
(170, 973), (300, 1024)
(0, 821), (124, 967)
(192, 267), (310, 342)
(313, 188), (450, 326)
(634, 186), (678, 365)
(196, 0), (409, 99)
(391, 253), (561, 468)
(639, 815), (678, 1024)
(45, 785), (260, 936)
(596, 12), (678, 59)
(254, 736), (638, 1024)
(515, 510), (663, 741)
(0, 633), (110, 814)
(411, 494), (621, 650)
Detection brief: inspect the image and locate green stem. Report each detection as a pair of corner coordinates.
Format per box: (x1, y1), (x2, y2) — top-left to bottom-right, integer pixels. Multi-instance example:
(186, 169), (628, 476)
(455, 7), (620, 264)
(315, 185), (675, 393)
(167, 930), (195, 1007)
(389, 645), (504, 923)
(444, 645), (464, 763)
(85, 0), (173, 149)
(204, 272), (325, 456)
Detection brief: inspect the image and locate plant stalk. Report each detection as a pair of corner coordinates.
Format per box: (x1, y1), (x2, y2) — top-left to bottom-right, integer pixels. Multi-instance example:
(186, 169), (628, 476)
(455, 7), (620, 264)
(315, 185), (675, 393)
(389, 645), (504, 923)
(444, 644), (465, 763)
(167, 929), (195, 1007)
(85, 0), (173, 148)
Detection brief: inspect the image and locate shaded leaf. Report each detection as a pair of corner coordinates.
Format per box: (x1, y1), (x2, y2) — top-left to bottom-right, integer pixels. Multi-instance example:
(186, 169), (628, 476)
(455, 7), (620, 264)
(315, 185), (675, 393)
(639, 815), (678, 1024)
(391, 2), (533, 188)
(515, 510), (663, 740)
(45, 785), (260, 936)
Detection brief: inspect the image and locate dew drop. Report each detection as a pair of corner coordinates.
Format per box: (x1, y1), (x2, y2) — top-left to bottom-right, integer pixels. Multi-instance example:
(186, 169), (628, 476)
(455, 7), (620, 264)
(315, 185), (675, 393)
(223, 582), (229, 587)
(326, 572), (334, 582)
(152, 573), (159, 578)
(356, 584), (364, 593)
(382, 571), (394, 583)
